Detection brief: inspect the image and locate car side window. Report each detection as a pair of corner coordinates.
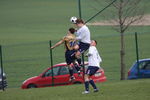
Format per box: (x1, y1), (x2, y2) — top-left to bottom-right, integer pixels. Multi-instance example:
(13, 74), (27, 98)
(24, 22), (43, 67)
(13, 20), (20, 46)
(44, 67), (60, 77)
(140, 61), (150, 70)
(142, 61), (150, 70)
(145, 64), (150, 70)
(139, 62), (146, 69)
(59, 66), (69, 75)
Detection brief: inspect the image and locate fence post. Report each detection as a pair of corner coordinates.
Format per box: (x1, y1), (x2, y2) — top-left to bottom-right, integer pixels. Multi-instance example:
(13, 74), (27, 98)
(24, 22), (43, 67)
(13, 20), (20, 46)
(81, 53), (85, 80)
(0, 45), (5, 91)
(78, 0), (85, 81)
(78, 0), (82, 19)
(135, 32), (140, 76)
(49, 40), (54, 86)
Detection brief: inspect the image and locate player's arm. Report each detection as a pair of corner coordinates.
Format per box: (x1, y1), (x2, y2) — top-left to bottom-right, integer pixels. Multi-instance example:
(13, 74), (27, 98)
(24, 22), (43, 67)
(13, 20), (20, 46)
(51, 39), (64, 49)
(75, 31), (82, 40)
(76, 35), (82, 40)
(76, 30), (86, 40)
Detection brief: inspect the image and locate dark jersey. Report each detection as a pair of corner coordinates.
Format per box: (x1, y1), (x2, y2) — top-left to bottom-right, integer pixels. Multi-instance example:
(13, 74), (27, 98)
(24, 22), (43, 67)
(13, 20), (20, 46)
(63, 34), (77, 50)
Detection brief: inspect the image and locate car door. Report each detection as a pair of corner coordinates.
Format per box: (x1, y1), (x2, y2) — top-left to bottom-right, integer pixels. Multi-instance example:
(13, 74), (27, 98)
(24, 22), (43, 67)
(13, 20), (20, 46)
(139, 61), (150, 78)
(53, 66), (70, 86)
(37, 67), (60, 87)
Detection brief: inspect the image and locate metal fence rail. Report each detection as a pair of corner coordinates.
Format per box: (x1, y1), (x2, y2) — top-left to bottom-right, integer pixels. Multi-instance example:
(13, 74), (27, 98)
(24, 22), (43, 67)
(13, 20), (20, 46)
(0, 32), (149, 88)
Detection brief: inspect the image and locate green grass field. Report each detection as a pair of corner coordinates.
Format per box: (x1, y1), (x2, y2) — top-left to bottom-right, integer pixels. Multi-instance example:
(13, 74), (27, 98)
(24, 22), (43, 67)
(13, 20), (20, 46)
(0, 79), (150, 100)
(0, 0), (150, 90)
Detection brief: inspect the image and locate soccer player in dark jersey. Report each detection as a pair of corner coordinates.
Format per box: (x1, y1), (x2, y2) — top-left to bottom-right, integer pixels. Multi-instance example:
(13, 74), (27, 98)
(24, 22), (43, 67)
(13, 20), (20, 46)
(51, 28), (78, 81)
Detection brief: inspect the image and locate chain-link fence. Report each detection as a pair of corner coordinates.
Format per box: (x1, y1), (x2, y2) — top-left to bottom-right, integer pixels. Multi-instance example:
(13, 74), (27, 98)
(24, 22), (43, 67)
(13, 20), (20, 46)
(0, 32), (149, 88)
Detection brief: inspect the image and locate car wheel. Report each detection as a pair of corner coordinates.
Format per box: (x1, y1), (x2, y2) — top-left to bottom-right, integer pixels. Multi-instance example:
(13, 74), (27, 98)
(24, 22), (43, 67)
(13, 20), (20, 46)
(27, 84), (37, 89)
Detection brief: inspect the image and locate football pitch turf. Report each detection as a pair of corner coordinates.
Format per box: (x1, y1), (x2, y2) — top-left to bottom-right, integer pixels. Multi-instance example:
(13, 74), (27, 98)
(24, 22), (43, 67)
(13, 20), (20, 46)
(0, 0), (150, 89)
(0, 79), (150, 100)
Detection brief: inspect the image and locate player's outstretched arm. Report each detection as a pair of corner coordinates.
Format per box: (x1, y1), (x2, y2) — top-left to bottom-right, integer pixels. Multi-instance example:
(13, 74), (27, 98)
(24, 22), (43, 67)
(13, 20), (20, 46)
(50, 40), (64, 49)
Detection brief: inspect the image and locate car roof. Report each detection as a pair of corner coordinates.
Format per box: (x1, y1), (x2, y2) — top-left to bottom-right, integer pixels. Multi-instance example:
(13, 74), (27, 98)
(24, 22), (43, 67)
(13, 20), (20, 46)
(50, 61), (88, 68)
(138, 58), (150, 62)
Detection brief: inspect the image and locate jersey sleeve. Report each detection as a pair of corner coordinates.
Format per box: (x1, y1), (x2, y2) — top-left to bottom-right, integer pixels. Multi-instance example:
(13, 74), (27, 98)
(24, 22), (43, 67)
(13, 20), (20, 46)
(97, 52), (102, 63)
(62, 36), (66, 40)
(63, 36), (70, 41)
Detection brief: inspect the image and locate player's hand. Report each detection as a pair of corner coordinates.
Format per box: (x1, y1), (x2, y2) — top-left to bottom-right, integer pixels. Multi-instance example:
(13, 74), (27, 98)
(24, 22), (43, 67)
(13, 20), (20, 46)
(50, 46), (54, 49)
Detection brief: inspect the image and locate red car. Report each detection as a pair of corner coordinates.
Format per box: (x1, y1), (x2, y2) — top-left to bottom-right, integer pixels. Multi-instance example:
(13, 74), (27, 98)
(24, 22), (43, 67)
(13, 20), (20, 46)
(21, 62), (106, 89)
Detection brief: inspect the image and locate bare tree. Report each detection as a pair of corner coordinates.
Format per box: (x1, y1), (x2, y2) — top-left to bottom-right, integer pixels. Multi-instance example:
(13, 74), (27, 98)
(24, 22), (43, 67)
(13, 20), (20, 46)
(111, 0), (144, 80)
(92, 0), (144, 80)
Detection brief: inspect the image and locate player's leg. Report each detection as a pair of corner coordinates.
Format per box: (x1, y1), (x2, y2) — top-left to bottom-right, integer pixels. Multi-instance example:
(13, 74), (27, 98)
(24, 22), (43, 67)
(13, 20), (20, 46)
(75, 51), (81, 59)
(72, 57), (81, 76)
(89, 66), (99, 92)
(65, 51), (75, 81)
(75, 42), (90, 67)
(68, 64), (75, 81)
(82, 74), (90, 94)
(71, 50), (81, 76)
(74, 52), (82, 74)
(89, 78), (98, 92)
(73, 62), (81, 76)
(76, 42), (90, 58)
(82, 66), (92, 94)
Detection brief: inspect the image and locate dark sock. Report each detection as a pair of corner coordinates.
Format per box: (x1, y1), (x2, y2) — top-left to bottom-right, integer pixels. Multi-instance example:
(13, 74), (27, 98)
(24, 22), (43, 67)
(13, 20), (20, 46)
(77, 58), (81, 65)
(89, 80), (97, 89)
(74, 64), (81, 72)
(85, 81), (89, 91)
(69, 68), (73, 76)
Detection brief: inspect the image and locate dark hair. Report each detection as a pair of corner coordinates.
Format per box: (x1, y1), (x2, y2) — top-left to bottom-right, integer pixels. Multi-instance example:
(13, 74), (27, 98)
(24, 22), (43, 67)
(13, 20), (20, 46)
(76, 19), (84, 24)
(94, 40), (97, 45)
(69, 28), (76, 34)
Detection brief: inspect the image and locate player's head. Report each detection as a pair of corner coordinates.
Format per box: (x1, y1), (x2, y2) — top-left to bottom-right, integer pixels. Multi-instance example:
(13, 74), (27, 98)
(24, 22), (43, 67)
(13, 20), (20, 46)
(68, 27), (76, 34)
(75, 19), (85, 27)
(91, 40), (97, 46)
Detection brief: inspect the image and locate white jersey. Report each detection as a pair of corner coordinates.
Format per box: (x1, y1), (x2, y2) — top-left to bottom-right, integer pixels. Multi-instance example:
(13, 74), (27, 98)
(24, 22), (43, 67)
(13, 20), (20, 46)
(87, 46), (102, 67)
(76, 25), (91, 44)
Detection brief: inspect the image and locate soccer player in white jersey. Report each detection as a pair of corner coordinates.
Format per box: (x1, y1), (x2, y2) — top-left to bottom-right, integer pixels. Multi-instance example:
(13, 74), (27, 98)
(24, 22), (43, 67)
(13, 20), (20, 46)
(75, 19), (91, 57)
(82, 40), (102, 94)
(72, 19), (91, 73)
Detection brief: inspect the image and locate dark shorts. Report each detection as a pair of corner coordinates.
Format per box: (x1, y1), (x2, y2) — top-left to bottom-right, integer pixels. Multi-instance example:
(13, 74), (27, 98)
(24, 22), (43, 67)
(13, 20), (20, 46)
(65, 50), (76, 65)
(85, 66), (99, 76)
(78, 42), (90, 53)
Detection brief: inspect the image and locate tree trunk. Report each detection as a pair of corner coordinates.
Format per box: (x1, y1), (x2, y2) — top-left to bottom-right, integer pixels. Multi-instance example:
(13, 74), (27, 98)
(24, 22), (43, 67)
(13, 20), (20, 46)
(120, 32), (126, 80)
